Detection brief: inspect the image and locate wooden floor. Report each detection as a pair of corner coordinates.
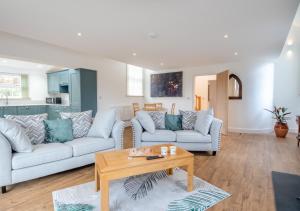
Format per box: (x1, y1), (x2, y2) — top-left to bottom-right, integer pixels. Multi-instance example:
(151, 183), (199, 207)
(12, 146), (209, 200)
(1, 128), (300, 211)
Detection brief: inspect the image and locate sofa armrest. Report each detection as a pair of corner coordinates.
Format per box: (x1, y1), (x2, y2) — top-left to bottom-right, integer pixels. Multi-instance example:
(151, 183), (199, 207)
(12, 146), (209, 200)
(0, 133), (12, 186)
(209, 118), (223, 151)
(131, 118), (143, 148)
(112, 120), (125, 150)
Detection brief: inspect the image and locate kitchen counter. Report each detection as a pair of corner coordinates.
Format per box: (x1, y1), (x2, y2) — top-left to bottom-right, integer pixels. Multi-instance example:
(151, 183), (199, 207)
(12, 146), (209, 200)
(0, 104), (69, 107)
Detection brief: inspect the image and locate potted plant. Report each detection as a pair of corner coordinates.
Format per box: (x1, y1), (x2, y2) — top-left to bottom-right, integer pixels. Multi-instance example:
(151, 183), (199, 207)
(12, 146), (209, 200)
(265, 106), (291, 138)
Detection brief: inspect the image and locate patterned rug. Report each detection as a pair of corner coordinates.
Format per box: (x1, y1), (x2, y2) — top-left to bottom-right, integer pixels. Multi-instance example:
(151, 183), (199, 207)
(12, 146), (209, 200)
(52, 169), (230, 211)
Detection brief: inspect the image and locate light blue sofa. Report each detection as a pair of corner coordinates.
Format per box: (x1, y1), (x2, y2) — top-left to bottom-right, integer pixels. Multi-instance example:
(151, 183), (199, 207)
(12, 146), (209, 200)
(131, 118), (222, 155)
(0, 120), (125, 193)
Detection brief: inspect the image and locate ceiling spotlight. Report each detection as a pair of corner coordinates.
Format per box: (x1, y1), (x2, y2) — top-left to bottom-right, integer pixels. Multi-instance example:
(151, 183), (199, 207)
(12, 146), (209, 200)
(132, 52), (137, 56)
(148, 32), (158, 39)
(160, 62), (164, 66)
(224, 34), (229, 39)
(287, 50), (293, 57)
(77, 32), (82, 37)
(234, 52), (238, 56)
(287, 39), (293, 46)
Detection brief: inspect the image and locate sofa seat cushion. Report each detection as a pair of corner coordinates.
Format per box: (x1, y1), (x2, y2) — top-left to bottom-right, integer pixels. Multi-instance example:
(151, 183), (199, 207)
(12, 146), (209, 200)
(12, 143), (72, 170)
(65, 137), (115, 157)
(175, 130), (211, 143)
(142, 130), (176, 142)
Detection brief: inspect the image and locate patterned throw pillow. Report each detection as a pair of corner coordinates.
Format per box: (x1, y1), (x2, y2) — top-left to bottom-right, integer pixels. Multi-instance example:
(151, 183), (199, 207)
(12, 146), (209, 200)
(60, 110), (92, 138)
(179, 110), (197, 130)
(5, 113), (48, 145)
(148, 111), (166, 129)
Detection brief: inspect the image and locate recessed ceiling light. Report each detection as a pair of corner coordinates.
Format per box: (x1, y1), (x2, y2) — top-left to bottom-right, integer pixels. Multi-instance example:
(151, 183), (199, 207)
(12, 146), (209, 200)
(287, 39), (293, 46)
(234, 52), (238, 56)
(132, 52), (137, 56)
(160, 62), (164, 66)
(77, 32), (82, 37)
(224, 34), (229, 39)
(287, 50), (293, 57)
(148, 32), (158, 39)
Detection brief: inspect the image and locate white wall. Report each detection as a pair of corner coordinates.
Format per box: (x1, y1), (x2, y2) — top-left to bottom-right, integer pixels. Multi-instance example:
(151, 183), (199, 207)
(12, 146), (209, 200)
(0, 31), (144, 112)
(145, 61), (275, 133)
(274, 26), (300, 132)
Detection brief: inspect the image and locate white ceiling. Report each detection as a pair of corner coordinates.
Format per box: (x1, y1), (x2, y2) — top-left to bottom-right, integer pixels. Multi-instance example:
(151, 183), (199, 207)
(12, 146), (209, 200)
(0, 57), (55, 72)
(0, 0), (299, 69)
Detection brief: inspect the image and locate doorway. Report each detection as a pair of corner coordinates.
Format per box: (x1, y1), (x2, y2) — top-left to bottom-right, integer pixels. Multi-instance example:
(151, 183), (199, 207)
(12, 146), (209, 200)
(194, 70), (229, 135)
(194, 75), (216, 111)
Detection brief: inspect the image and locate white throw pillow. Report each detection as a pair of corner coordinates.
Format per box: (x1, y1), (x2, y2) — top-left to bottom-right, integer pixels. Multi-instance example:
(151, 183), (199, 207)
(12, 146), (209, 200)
(5, 113), (48, 144)
(194, 109), (214, 135)
(60, 110), (93, 138)
(87, 109), (116, 139)
(0, 118), (32, 152)
(136, 111), (155, 134)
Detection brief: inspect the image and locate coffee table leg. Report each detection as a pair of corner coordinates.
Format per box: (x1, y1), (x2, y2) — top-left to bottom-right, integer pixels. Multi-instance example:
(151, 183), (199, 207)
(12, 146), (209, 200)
(167, 168), (173, 175)
(95, 167), (100, 192)
(101, 177), (109, 211)
(187, 159), (194, 192)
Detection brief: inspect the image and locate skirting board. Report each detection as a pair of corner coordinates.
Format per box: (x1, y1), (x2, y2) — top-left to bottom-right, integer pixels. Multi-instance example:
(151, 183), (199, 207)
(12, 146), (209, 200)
(228, 127), (298, 134)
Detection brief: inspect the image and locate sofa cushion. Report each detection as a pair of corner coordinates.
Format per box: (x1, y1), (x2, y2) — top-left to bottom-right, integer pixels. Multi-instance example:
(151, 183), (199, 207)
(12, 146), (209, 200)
(165, 114), (182, 131)
(179, 110), (197, 130)
(142, 130), (176, 142)
(5, 113), (48, 145)
(194, 109), (214, 135)
(12, 143), (72, 170)
(60, 110), (93, 138)
(136, 111), (155, 133)
(44, 119), (74, 143)
(148, 111), (166, 129)
(65, 137), (115, 157)
(0, 118), (32, 153)
(88, 109), (116, 139)
(175, 130), (211, 143)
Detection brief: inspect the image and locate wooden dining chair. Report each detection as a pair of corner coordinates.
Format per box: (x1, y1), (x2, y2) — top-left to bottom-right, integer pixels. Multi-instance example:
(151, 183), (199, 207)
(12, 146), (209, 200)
(171, 103), (176, 114)
(156, 103), (163, 111)
(132, 103), (140, 116)
(144, 103), (157, 111)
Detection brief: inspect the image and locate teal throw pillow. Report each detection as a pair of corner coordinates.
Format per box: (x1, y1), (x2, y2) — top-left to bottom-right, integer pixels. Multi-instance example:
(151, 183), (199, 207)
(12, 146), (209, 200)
(44, 119), (73, 143)
(165, 114), (182, 131)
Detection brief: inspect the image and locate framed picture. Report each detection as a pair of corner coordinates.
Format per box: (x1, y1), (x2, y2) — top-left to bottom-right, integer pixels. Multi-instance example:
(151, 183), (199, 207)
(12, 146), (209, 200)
(151, 71), (183, 97)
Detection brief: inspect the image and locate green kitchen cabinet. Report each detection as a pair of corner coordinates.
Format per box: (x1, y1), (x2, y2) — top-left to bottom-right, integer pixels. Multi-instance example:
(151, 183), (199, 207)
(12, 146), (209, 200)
(17, 106), (35, 115)
(70, 70), (81, 108)
(0, 107), (3, 117)
(69, 69), (97, 116)
(47, 72), (60, 94)
(38, 105), (47, 114)
(17, 105), (47, 115)
(59, 70), (69, 85)
(47, 105), (70, 120)
(3, 106), (17, 116)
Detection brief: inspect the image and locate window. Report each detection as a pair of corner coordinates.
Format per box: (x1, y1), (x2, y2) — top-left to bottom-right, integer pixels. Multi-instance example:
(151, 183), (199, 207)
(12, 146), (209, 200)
(127, 64), (144, 96)
(0, 73), (28, 99)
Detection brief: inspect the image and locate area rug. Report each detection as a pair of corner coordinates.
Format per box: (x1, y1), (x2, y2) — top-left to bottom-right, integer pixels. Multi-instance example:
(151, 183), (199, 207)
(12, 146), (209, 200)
(272, 171), (300, 211)
(52, 169), (231, 211)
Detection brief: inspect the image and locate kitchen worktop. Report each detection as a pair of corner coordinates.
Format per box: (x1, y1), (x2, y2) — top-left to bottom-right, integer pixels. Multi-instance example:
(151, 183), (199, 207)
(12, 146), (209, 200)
(0, 104), (69, 107)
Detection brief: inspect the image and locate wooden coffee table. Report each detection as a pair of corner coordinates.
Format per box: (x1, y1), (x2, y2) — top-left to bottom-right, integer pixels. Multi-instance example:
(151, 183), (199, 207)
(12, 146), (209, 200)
(95, 144), (194, 211)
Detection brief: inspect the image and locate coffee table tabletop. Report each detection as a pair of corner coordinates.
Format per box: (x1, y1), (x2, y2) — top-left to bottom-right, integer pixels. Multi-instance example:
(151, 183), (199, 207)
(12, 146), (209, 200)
(95, 144), (194, 211)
